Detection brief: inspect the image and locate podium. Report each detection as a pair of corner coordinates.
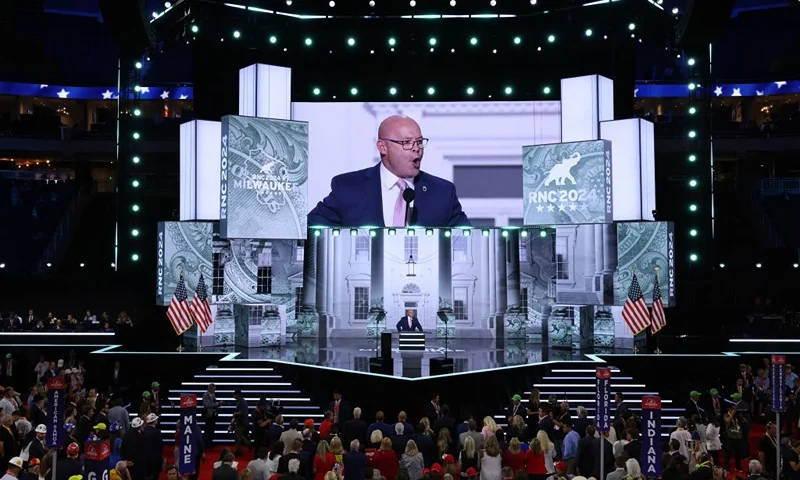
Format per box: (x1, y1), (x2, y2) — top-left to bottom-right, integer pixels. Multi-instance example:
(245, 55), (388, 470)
(399, 332), (426, 351)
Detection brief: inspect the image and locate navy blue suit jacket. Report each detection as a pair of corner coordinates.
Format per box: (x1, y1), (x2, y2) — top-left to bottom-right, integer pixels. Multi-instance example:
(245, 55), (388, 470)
(396, 316), (423, 332)
(307, 163), (471, 227)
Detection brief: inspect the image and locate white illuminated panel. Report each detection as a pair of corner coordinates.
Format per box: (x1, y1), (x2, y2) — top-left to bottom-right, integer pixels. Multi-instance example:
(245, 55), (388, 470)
(639, 120), (656, 220)
(179, 120), (222, 220)
(600, 118), (656, 221)
(239, 64), (292, 119)
(560, 75), (614, 143)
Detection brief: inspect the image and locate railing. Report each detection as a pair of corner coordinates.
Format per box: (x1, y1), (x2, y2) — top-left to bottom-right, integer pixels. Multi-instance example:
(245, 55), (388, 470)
(36, 191), (89, 274)
(761, 177), (800, 195)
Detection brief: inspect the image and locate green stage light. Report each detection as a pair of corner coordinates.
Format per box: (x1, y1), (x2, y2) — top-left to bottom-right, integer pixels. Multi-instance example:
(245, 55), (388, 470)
(350, 229), (358, 237)
(688, 179), (698, 187)
(688, 154), (697, 162)
(429, 37), (437, 46)
(585, 29), (593, 36)
(135, 62), (142, 69)
(131, 204), (140, 212)
(132, 229), (140, 237)
(543, 86), (551, 95)
(350, 87), (358, 96)
(314, 229), (321, 237)
(628, 23), (636, 30)
(444, 230), (451, 237)
(470, 37), (478, 45)
(539, 230), (547, 237)
(134, 85), (141, 92)
(463, 229), (471, 236)
(191, 25), (199, 33)
(132, 132), (140, 140)
(233, 30), (241, 38)
(133, 109), (141, 116)
(482, 229), (489, 237)
(547, 34), (555, 43)
(347, 37), (356, 46)
(688, 82), (696, 90)
(689, 229), (698, 237)
(312, 87), (321, 96)
(132, 156), (140, 164)
(131, 253), (140, 261)
(269, 35), (277, 44)
(132, 180), (140, 188)
(521, 230), (528, 237)
(304, 37), (313, 46)
(688, 130), (697, 138)
(427, 86), (435, 95)
(687, 58), (695, 66)
(689, 253), (698, 262)
(389, 87), (397, 95)
(513, 36), (522, 45)
(388, 37), (396, 46)
(689, 204), (698, 212)
(688, 106), (697, 115)
(504, 86), (513, 95)
(466, 86), (474, 95)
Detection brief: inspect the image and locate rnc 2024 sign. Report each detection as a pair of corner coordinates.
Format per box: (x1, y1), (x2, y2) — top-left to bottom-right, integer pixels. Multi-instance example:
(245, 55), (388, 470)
(522, 140), (613, 225)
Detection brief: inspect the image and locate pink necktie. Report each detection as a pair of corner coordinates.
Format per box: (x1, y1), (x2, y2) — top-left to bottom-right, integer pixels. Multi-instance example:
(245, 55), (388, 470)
(392, 179), (408, 227)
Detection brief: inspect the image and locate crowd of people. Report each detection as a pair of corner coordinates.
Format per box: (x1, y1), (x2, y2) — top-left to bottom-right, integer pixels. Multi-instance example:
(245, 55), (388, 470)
(1, 354), (797, 480)
(0, 309), (133, 333)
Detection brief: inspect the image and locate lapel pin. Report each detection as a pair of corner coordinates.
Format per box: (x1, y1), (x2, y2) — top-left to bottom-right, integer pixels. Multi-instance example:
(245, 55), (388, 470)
(422, 186), (427, 192)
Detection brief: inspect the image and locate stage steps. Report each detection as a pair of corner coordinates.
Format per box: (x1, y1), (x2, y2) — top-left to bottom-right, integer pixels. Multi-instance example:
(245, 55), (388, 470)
(148, 362), (322, 443)
(494, 362), (679, 437)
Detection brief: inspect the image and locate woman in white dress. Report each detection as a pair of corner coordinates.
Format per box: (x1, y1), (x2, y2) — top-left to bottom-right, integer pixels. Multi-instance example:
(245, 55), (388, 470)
(535, 430), (556, 474)
(480, 435), (503, 480)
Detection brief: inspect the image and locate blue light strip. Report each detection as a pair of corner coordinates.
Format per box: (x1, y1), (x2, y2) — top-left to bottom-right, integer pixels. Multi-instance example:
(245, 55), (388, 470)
(0, 80), (797, 100)
(0, 82), (193, 100)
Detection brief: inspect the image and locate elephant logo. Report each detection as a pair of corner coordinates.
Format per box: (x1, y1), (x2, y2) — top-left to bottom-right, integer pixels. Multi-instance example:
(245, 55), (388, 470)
(543, 152), (581, 186)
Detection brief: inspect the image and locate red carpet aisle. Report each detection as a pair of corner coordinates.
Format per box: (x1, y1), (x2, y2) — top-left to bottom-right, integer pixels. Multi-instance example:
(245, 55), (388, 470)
(163, 444), (254, 479)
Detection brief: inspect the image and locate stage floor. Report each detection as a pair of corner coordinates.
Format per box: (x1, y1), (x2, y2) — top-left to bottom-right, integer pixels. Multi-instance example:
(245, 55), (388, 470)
(193, 337), (621, 378)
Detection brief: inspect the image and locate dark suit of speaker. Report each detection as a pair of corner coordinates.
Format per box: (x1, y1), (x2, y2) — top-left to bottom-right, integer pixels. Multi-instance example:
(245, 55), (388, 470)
(396, 316), (423, 332)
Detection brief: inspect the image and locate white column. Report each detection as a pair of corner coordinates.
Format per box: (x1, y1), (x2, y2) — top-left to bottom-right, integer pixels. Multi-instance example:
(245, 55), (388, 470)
(370, 232), (384, 309)
(326, 234), (335, 314)
(439, 231), (453, 307)
(584, 226), (596, 291)
(602, 224), (618, 274)
(594, 224), (604, 278)
(316, 234), (328, 315)
(302, 236), (317, 308)
(480, 234), (491, 327)
(506, 231), (521, 310)
(488, 234), (496, 315)
(238, 64), (292, 119)
(495, 234), (508, 313)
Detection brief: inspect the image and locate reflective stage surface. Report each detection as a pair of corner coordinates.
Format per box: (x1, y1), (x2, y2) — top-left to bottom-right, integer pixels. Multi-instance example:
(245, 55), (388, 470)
(194, 336), (628, 378)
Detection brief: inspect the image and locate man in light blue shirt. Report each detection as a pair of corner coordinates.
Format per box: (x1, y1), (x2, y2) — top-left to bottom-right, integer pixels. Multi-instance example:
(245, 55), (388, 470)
(561, 418), (580, 474)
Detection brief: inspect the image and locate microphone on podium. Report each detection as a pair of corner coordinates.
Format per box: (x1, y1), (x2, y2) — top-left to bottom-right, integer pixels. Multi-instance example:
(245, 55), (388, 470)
(403, 188), (415, 227)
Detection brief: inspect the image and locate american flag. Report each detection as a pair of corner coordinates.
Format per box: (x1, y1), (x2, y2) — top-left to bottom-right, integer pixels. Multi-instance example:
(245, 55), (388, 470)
(167, 272), (194, 335)
(190, 272), (213, 333)
(650, 272), (666, 333)
(621, 271), (651, 335)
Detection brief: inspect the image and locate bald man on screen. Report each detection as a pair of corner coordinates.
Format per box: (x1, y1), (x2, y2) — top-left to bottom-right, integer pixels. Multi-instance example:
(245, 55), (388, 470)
(307, 115), (471, 228)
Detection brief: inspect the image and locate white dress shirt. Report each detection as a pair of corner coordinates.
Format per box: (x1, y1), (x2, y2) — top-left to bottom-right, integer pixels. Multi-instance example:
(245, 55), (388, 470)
(379, 162), (415, 227)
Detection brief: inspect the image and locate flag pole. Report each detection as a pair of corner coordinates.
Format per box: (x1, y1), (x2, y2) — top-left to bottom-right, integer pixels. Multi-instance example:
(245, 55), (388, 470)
(653, 265), (662, 354)
(197, 267), (204, 352)
(631, 266), (639, 355)
(177, 265), (185, 352)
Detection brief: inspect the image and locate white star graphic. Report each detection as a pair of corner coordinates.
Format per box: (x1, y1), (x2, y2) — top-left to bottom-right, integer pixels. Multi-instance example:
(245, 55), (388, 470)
(547, 204), (555, 212)
(101, 90), (113, 100)
(536, 205), (544, 213)
(775, 81), (787, 89)
(558, 204), (566, 212)
(140, 87), (150, 93)
(160, 90), (170, 100)
(731, 88), (741, 97)
(569, 203), (577, 211)
(633, 88), (638, 98)
(713, 86), (723, 97)
(56, 89), (70, 98)
(40, 84), (48, 89)
(756, 90), (764, 96)
(179, 94), (188, 100)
